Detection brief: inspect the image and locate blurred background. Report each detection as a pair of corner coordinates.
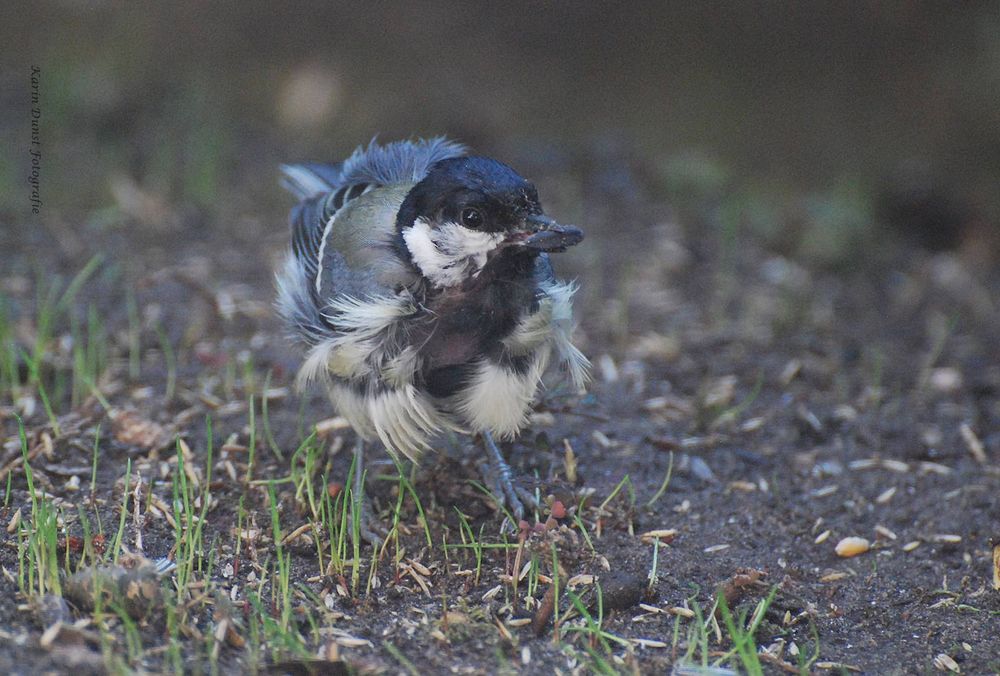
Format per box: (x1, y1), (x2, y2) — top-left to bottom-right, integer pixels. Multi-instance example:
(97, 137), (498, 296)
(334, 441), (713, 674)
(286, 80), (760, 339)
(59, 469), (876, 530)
(2, 2), (999, 319)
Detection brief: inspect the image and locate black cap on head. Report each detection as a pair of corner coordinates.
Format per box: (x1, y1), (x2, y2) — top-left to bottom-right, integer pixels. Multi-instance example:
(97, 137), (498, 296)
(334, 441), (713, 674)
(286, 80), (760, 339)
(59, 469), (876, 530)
(397, 157), (543, 234)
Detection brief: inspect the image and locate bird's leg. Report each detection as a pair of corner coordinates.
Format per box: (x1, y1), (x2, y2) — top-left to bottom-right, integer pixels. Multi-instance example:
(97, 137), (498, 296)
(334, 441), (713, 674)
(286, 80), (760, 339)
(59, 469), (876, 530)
(480, 431), (538, 525)
(349, 437), (385, 547)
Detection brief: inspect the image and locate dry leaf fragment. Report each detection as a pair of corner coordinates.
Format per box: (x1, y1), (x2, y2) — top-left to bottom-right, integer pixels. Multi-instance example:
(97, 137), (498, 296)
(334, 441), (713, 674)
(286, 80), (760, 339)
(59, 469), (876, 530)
(532, 584), (556, 636)
(703, 375), (737, 408)
(716, 568), (767, 612)
(562, 439), (578, 484)
(6, 508), (21, 534)
(110, 408), (173, 450)
(820, 571), (849, 583)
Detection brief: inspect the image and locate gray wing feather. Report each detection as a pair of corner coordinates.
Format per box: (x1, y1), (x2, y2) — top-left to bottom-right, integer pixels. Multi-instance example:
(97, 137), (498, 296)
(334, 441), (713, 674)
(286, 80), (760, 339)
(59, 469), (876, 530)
(336, 137), (466, 187)
(279, 162), (345, 199)
(277, 138), (466, 346)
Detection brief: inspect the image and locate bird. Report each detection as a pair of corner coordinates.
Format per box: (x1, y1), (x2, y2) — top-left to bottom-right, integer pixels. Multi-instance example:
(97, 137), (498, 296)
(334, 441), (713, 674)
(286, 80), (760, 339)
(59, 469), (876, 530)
(276, 137), (589, 541)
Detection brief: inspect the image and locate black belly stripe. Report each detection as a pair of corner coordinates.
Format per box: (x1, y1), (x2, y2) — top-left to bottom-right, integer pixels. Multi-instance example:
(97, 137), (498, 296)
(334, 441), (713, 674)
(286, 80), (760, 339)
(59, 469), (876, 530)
(424, 363), (477, 399)
(491, 349), (533, 376)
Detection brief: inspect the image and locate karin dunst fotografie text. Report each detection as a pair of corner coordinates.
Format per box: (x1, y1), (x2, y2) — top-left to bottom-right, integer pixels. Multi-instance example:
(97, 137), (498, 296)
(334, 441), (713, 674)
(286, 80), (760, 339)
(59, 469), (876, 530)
(30, 66), (42, 214)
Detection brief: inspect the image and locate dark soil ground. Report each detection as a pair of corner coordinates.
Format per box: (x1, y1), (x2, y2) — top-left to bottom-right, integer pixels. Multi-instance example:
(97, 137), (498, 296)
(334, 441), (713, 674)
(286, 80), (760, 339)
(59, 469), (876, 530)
(2, 140), (999, 675)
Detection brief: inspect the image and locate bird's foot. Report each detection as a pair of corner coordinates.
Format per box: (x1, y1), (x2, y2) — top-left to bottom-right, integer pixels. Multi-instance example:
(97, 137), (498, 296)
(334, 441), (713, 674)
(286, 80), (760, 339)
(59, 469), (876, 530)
(479, 432), (539, 530)
(347, 437), (386, 548)
(350, 495), (387, 548)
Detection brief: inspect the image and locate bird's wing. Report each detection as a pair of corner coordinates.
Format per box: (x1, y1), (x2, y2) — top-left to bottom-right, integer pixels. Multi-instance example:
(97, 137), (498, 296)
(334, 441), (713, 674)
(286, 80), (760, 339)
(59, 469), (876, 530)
(281, 138), (465, 309)
(277, 181), (414, 346)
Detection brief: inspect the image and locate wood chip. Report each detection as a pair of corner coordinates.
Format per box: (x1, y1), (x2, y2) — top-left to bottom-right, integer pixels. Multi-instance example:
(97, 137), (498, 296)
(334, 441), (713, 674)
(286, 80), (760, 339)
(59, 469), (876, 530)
(703, 375), (737, 408)
(640, 529), (678, 544)
(811, 485), (839, 498)
(281, 523), (313, 546)
(780, 359), (802, 385)
(835, 537), (870, 558)
(918, 461), (953, 476)
(816, 662), (862, 671)
(563, 439), (578, 484)
(314, 417), (351, 436)
(405, 565), (432, 596)
(482, 585), (502, 602)
(881, 459), (910, 473)
(493, 616), (513, 642)
(931, 534), (962, 544)
(875, 486), (897, 504)
(874, 525), (897, 541)
(960, 423), (987, 464)
(177, 438), (200, 490)
(933, 653), (961, 673)
(334, 636), (373, 648)
(407, 559), (432, 577)
(992, 543), (1000, 591)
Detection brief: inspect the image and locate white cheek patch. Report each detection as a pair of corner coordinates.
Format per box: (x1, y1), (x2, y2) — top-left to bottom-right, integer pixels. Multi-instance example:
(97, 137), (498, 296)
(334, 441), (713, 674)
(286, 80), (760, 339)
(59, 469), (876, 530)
(403, 218), (504, 287)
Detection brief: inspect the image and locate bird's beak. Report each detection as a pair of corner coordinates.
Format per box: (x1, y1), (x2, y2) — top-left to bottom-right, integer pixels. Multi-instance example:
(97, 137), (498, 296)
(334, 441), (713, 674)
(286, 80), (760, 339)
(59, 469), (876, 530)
(516, 214), (584, 252)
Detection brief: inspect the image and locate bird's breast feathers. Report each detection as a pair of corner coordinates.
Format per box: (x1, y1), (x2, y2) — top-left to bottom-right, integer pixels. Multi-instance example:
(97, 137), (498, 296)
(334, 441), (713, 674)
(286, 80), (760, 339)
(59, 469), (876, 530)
(296, 278), (586, 461)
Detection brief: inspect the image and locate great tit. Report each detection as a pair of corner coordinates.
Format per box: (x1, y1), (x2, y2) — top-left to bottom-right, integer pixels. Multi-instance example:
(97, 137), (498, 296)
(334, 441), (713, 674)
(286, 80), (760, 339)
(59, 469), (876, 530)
(277, 138), (589, 539)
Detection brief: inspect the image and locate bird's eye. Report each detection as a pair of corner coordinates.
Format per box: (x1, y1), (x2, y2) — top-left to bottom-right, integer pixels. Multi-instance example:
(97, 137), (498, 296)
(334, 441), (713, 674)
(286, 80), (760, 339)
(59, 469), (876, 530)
(460, 207), (484, 229)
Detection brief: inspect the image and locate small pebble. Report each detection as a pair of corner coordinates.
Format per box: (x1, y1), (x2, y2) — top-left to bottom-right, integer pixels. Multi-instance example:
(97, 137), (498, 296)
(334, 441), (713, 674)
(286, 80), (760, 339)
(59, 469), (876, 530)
(598, 571), (646, 611)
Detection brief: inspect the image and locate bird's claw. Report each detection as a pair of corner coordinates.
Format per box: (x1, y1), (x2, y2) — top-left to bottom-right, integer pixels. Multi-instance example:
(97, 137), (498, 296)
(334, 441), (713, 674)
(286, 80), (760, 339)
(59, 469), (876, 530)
(477, 452), (539, 532)
(350, 495), (387, 549)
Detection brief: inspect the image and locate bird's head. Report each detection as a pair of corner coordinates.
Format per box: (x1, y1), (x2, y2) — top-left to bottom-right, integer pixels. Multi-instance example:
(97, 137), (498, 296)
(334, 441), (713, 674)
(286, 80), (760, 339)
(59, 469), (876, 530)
(396, 156), (583, 288)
